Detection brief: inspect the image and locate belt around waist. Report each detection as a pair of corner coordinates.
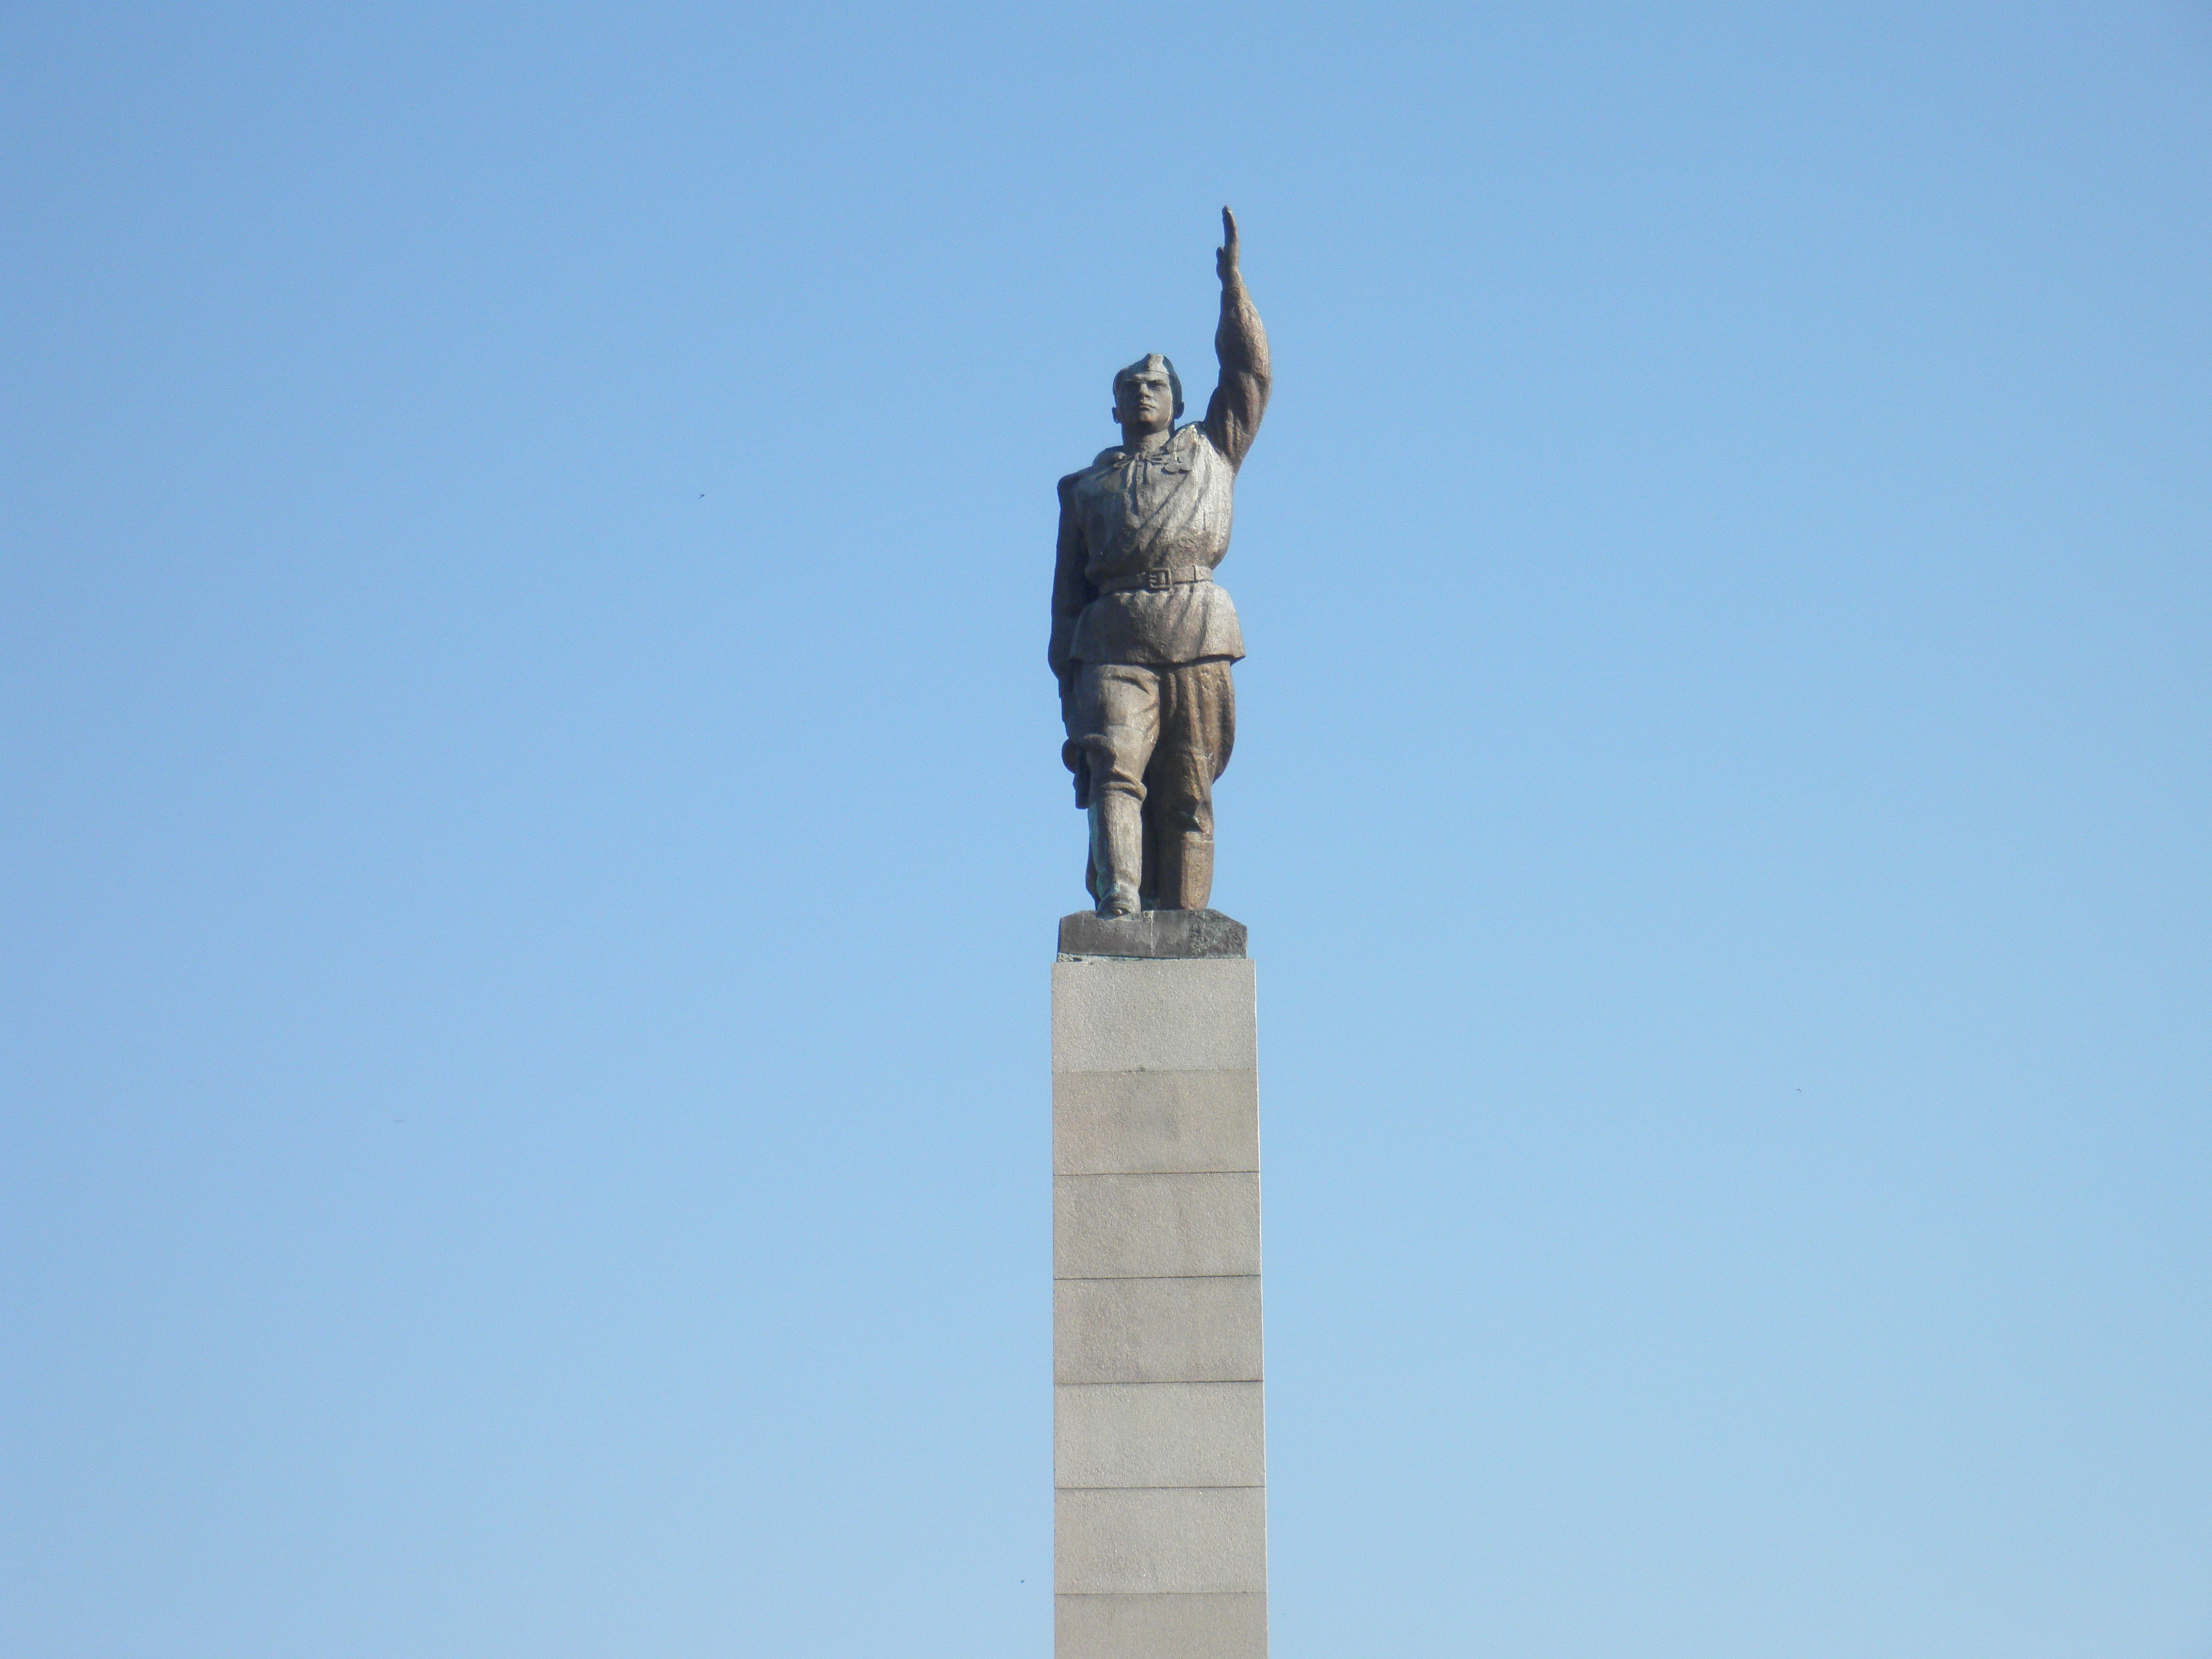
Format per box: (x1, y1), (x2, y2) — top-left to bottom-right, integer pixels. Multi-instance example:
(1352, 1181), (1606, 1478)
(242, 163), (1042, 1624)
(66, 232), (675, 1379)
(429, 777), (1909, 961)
(1097, 565), (1213, 595)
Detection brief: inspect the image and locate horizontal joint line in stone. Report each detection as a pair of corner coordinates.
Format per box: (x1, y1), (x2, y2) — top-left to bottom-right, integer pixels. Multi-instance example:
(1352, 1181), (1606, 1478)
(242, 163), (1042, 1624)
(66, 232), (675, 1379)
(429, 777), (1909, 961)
(1054, 1168), (1260, 1177)
(1052, 1272), (1263, 1282)
(1056, 1382), (1266, 1389)
(1056, 1375), (1266, 1383)
(1053, 1283), (1265, 1292)
(1054, 1483), (1265, 1491)
(1052, 1379), (1261, 1387)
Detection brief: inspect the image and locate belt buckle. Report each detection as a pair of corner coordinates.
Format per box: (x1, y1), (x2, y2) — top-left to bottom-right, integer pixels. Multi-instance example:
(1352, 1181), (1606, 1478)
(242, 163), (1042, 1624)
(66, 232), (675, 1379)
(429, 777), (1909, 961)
(1144, 568), (1171, 591)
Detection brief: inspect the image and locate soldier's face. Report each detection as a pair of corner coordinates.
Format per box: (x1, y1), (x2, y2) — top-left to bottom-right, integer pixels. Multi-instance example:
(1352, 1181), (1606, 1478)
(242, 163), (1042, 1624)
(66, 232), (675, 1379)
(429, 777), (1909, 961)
(1114, 370), (1176, 434)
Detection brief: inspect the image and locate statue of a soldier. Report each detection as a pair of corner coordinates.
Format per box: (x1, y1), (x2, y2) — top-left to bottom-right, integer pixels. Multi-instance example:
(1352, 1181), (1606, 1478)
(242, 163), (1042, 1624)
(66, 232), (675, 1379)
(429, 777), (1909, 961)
(1050, 208), (1272, 918)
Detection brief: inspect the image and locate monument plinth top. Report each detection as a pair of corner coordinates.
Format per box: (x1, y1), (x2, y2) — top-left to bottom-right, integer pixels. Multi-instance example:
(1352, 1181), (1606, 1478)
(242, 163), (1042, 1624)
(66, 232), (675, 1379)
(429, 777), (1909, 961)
(1057, 908), (1247, 961)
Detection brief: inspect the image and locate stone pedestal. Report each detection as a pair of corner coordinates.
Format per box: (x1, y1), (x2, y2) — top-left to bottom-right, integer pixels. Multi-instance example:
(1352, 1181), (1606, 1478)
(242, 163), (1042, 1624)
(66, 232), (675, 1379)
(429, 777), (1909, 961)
(1052, 913), (1265, 1659)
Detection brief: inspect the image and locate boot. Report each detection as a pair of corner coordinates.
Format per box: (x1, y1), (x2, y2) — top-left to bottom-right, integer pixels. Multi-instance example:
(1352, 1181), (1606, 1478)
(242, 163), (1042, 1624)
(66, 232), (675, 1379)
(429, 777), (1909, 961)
(1152, 832), (1214, 912)
(1088, 793), (1145, 918)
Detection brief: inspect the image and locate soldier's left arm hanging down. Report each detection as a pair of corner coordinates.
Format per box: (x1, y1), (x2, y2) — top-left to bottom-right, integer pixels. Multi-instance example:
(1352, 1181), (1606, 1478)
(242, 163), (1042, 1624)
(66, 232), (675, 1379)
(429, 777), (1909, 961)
(1048, 473), (1094, 804)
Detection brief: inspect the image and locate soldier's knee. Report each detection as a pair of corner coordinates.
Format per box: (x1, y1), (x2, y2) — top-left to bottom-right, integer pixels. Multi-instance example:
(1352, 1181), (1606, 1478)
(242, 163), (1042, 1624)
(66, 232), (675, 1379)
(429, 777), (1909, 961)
(1074, 732), (1147, 794)
(1154, 795), (1212, 836)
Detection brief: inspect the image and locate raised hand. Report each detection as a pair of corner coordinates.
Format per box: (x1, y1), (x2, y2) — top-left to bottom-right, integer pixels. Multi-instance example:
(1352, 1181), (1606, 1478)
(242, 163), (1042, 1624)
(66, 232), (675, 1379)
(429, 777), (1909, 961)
(1216, 206), (1241, 285)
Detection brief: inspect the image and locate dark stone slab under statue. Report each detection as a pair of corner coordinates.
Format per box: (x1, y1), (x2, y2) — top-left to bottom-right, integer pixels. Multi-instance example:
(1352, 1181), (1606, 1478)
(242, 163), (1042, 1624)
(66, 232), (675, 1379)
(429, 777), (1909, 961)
(1057, 908), (1248, 961)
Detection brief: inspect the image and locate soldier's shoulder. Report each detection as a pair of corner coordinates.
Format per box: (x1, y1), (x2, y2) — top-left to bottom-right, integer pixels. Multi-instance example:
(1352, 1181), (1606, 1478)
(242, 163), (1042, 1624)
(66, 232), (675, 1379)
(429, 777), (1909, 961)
(1060, 450), (1121, 489)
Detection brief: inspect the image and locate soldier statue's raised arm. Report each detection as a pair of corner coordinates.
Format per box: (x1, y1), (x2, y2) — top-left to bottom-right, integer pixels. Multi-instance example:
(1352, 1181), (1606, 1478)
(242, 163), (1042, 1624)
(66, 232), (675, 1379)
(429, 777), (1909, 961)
(1050, 208), (1272, 918)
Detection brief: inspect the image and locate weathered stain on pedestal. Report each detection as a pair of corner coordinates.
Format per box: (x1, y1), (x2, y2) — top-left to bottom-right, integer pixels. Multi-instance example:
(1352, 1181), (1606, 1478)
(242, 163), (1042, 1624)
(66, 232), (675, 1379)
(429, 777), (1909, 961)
(1053, 914), (1265, 1659)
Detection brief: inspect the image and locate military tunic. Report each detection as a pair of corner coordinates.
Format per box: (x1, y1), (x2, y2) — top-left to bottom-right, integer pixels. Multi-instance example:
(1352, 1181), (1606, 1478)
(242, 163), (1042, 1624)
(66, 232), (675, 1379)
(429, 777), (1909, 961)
(1054, 421), (1245, 670)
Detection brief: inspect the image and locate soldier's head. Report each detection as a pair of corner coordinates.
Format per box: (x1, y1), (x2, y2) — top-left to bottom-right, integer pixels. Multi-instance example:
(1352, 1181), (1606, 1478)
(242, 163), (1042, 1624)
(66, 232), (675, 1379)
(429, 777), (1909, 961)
(1112, 354), (1183, 435)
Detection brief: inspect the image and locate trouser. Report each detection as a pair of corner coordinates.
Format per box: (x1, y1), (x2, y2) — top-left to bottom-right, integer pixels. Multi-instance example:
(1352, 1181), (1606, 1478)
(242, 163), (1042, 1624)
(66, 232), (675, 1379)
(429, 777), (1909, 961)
(1062, 659), (1236, 914)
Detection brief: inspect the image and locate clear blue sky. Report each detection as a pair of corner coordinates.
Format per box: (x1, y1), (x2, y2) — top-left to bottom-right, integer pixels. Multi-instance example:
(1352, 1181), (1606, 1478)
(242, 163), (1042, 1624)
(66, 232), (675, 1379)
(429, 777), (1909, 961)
(6, 3), (2209, 1655)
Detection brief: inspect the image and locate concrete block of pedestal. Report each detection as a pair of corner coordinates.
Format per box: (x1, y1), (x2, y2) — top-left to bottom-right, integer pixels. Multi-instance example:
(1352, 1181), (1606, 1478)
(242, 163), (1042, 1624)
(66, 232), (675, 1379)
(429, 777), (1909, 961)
(1054, 1486), (1268, 1594)
(1054, 1173), (1261, 1279)
(1051, 958), (1257, 1074)
(1054, 1276), (1262, 1384)
(1053, 1068), (1260, 1177)
(1054, 1381), (1265, 1489)
(1055, 1592), (1267, 1659)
